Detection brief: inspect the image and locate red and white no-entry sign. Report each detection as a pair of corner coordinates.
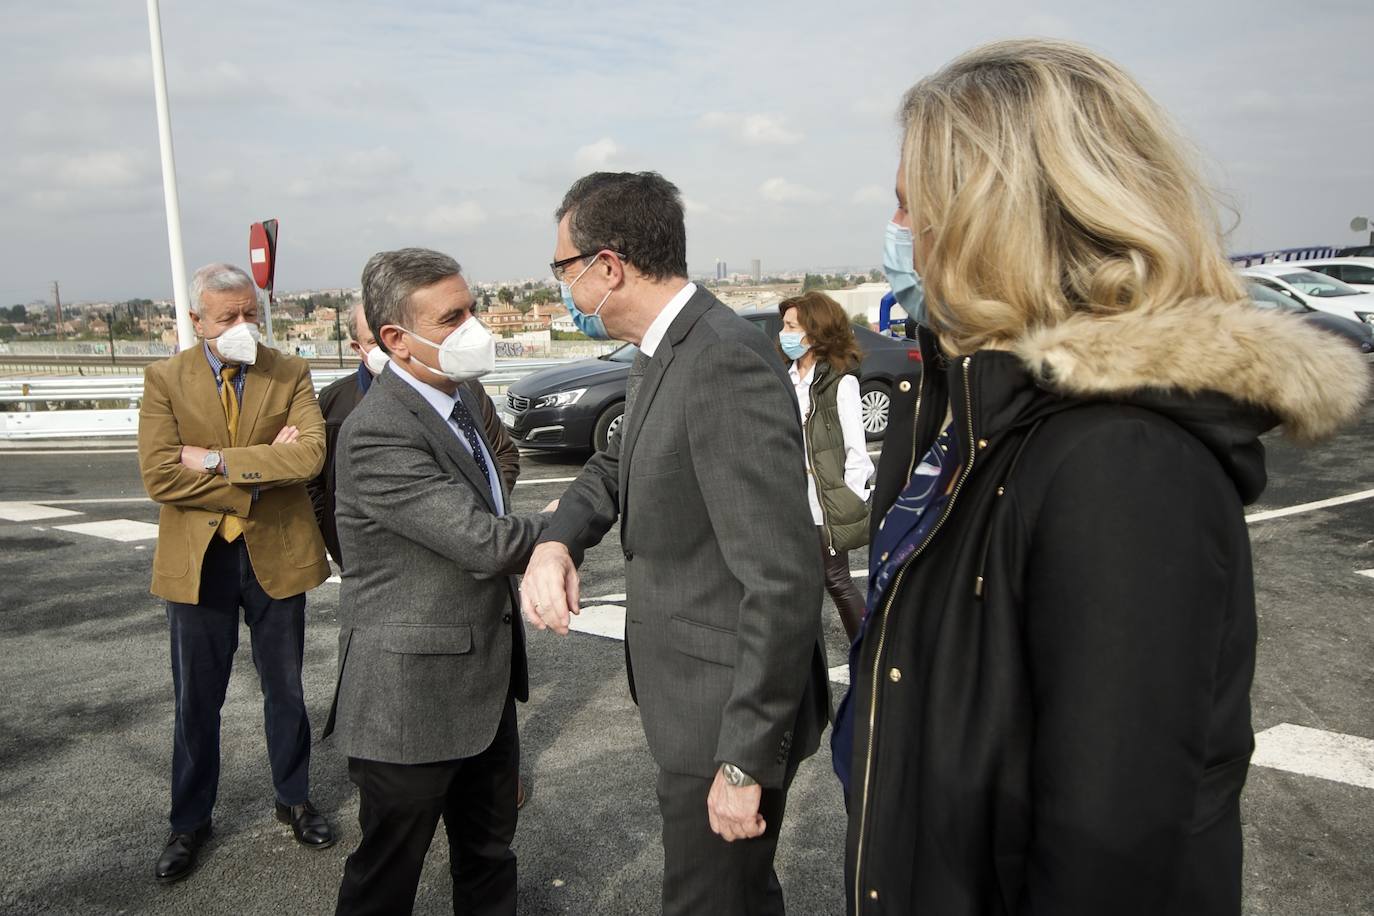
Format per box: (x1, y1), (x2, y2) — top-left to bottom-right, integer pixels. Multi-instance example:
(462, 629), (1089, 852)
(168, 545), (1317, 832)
(249, 219), (278, 291)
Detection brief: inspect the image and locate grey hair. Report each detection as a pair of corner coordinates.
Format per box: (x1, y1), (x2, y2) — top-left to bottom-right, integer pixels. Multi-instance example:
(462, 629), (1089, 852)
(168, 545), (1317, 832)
(189, 263), (256, 315)
(345, 300), (362, 341)
(361, 248), (462, 354)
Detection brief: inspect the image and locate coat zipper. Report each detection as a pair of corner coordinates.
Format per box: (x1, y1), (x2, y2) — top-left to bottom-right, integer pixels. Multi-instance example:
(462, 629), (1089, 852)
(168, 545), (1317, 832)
(852, 356), (976, 913)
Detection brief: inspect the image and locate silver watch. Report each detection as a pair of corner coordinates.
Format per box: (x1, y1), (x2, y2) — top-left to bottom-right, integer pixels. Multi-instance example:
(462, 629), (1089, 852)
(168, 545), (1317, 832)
(203, 450), (222, 472)
(721, 763), (757, 787)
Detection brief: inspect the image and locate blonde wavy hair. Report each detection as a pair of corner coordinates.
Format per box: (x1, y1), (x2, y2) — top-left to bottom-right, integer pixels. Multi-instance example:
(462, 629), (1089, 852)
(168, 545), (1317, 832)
(900, 39), (1246, 354)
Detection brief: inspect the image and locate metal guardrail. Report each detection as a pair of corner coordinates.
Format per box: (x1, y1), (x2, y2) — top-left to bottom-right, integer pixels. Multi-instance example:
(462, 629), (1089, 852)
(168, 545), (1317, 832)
(0, 359), (571, 441)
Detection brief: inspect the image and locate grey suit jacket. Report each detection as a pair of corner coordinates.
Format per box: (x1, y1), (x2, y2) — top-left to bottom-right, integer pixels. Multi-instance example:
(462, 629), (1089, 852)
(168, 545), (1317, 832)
(541, 288), (830, 788)
(324, 365), (548, 765)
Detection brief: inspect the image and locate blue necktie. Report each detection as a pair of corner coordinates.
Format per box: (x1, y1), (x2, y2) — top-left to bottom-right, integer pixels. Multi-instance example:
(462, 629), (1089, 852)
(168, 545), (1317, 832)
(450, 398), (494, 497)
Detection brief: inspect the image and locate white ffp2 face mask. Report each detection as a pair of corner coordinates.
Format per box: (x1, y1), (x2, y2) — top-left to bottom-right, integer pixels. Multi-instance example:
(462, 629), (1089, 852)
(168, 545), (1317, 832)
(398, 318), (495, 382)
(361, 343), (390, 376)
(212, 322), (261, 365)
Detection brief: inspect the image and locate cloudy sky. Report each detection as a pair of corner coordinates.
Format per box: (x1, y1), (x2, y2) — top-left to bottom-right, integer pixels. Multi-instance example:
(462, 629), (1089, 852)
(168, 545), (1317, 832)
(2, 0), (1370, 304)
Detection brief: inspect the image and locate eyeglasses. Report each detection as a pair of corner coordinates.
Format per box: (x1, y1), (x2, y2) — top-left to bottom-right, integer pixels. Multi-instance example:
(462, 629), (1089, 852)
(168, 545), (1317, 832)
(550, 249), (627, 283)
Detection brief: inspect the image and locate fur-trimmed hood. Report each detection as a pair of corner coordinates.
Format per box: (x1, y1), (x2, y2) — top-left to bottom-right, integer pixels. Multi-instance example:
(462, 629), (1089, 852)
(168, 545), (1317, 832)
(1012, 298), (1370, 445)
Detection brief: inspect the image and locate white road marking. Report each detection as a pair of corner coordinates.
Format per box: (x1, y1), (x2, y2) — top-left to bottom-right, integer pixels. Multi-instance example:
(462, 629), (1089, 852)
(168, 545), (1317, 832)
(0, 502), (83, 521)
(1252, 723), (1374, 790)
(584, 593), (626, 603)
(1356, 569), (1374, 580)
(828, 664), (850, 686)
(0, 449), (138, 456)
(514, 476), (578, 487)
(53, 519), (159, 541)
(569, 604), (626, 640)
(29, 497), (149, 506)
(325, 575), (342, 584)
(1246, 488), (1374, 524)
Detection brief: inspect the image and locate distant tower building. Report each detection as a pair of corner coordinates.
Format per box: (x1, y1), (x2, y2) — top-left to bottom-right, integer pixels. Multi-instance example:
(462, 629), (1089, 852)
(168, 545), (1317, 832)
(751, 259), (761, 283)
(716, 259), (726, 281)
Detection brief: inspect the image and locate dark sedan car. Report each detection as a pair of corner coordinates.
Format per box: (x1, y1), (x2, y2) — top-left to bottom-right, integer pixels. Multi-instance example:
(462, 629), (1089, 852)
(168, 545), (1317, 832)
(501, 307), (922, 452)
(1246, 281), (1374, 353)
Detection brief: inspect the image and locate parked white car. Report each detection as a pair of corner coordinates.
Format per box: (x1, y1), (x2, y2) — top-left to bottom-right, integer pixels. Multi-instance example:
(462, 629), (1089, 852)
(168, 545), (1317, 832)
(1286, 256), (1374, 293)
(1238, 264), (1374, 327)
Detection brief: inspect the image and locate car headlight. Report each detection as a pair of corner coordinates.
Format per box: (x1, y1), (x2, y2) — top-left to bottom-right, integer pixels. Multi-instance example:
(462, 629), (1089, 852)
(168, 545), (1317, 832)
(1356, 311), (1374, 327)
(534, 388), (587, 409)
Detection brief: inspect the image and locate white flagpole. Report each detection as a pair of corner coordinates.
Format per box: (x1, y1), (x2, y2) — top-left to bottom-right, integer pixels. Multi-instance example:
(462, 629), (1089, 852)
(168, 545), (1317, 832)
(146, 0), (195, 350)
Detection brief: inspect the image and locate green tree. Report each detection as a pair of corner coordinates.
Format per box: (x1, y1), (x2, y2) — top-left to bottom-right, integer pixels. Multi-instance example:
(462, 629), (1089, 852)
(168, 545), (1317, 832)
(851, 312), (871, 329)
(8, 305), (29, 321)
(0, 325), (17, 341)
(497, 287), (515, 306)
(868, 268), (883, 283)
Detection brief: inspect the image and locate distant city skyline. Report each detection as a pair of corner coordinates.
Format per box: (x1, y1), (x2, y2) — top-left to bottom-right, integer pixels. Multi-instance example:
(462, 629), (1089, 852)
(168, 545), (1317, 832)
(3, 1), (1371, 305)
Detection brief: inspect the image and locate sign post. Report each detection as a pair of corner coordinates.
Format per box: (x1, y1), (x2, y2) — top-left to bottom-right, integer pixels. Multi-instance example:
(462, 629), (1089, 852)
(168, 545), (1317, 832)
(249, 219), (279, 348)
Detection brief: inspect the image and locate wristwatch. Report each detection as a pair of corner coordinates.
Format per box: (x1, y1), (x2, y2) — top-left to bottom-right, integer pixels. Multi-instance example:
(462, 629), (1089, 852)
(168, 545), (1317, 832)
(203, 450), (222, 473)
(720, 763), (757, 787)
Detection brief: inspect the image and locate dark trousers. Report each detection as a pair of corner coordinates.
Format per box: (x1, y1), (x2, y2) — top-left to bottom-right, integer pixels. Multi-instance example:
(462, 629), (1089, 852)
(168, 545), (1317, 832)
(335, 697), (519, 916)
(166, 536), (310, 833)
(656, 768), (794, 916)
(819, 527), (865, 642)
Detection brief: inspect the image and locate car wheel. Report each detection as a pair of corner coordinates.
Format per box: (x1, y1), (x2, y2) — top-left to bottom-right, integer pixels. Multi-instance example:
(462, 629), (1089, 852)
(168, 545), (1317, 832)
(860, 380), (890, 441)
(593, 401), (626, 452)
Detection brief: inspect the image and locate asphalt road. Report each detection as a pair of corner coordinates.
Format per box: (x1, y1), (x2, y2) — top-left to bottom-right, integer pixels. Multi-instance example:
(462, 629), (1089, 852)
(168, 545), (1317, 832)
(1, 400), (1372, 915)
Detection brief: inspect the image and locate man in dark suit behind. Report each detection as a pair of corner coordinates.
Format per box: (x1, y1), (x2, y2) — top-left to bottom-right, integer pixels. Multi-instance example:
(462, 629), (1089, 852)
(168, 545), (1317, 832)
(325, 248), (548, 916)
(521, 172), (829, 915)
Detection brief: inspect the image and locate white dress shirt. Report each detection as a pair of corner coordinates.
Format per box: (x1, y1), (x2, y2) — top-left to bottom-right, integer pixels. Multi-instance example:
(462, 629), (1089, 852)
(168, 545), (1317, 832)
(638, 282), (697, 358)
(788, 360), (874, 527)
(388, 361), (505, 515)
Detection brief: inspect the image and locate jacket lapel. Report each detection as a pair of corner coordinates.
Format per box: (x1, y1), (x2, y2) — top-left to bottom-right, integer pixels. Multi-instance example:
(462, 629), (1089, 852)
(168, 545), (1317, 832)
(378, 368), (497, 513)
(183, 345), (231, 446)
(235, 346), (274, 446)
(617, 289), (716, 504)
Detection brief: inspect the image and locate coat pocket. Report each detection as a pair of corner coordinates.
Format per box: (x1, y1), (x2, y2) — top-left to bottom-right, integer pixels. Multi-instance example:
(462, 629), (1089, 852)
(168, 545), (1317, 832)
(670, 615), (736, 668)
(381, 623), (473, 655)
(632, 450), (681, 478)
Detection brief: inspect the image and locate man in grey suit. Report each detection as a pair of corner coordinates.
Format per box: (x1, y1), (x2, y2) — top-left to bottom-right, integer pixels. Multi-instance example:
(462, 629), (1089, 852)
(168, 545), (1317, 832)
(522, 172), (829, 915)
(325, 248), (548, 916)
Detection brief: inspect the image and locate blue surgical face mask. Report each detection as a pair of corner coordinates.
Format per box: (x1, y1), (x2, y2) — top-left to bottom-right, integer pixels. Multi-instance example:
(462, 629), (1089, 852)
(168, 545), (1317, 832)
(779, 330), (810, 360)
(560, 257), (613, 341)
(883, 221), (927, 327)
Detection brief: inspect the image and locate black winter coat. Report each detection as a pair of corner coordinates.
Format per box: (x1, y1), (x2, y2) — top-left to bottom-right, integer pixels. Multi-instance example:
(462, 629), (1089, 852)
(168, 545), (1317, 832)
(843, 300), (1369, 916)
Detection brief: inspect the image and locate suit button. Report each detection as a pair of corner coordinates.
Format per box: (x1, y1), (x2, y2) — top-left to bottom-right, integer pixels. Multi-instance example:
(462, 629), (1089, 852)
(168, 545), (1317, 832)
(502, 613), (512, 624)
(624, 550), (634, 561)
(208, 520), (218, 527)
(889, 667), (902, 683)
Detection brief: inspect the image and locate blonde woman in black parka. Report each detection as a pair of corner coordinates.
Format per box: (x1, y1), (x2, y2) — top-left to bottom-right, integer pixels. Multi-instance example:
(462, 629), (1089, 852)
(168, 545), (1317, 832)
(835, 39), (1370, 915)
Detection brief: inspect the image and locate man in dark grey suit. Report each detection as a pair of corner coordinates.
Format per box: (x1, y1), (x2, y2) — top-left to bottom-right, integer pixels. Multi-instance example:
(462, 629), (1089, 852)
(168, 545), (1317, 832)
(325, 248), (548, 916)
(522, 173), (829, 915)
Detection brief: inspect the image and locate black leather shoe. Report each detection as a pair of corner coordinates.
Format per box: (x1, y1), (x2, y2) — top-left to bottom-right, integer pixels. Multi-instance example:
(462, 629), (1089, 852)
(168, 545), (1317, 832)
(155, 823), (211, 885)
(274, 800), (336, 849)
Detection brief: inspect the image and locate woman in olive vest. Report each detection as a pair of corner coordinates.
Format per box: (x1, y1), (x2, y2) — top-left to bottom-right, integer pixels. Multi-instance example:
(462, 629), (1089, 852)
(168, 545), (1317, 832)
(777, 291), (873, 641)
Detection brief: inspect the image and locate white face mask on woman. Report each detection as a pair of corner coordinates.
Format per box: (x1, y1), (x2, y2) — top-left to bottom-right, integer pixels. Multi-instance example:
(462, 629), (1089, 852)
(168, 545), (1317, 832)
(395, 318), (495, 382)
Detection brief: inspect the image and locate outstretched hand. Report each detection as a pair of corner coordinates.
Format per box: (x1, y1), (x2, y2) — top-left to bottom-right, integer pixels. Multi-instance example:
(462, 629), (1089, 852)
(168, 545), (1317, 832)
(520, 542), (580, 635)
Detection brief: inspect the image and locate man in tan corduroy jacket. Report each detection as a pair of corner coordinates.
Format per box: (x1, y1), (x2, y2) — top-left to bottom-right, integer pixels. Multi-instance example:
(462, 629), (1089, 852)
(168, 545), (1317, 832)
(137, 262), (334, 885)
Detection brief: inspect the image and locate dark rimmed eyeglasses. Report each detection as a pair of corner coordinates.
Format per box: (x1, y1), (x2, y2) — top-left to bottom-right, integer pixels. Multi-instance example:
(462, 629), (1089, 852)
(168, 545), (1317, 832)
(550, 249), (627, 283)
